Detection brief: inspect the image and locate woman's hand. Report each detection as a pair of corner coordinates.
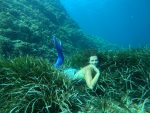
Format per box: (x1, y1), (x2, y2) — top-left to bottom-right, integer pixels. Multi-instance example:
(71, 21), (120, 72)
(90, 65), (100, 75)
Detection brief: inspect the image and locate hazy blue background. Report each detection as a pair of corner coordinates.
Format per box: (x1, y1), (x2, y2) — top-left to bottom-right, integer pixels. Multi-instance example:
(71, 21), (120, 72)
(60, 0), (150, 48)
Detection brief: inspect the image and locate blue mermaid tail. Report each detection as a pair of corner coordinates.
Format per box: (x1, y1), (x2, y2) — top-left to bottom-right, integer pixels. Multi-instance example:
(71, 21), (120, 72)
(52, 36), (64, 68)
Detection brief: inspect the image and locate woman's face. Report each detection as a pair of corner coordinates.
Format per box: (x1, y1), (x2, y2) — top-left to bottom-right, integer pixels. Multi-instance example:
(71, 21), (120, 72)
(89, 56), (99, 66)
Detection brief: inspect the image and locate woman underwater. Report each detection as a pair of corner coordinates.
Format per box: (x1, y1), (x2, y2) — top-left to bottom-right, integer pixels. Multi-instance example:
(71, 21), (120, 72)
(52, 36), (100, 90)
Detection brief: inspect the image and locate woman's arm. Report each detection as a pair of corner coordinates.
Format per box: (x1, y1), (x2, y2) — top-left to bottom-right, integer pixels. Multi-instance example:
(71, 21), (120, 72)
(84, 66), (100, 89)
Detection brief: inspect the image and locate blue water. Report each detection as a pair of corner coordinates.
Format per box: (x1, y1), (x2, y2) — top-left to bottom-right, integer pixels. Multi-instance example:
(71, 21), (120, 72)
(60, 0), (150, 48)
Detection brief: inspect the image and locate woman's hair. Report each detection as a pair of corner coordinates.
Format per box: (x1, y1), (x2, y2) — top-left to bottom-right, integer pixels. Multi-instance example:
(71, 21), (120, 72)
(81, 49), (101, 64)
(69, 49), (103, 68)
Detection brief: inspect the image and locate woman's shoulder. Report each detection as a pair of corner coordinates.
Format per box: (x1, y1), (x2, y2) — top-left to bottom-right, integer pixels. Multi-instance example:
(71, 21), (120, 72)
(76, 65), (93, 75)
(84, 65), (93, 70)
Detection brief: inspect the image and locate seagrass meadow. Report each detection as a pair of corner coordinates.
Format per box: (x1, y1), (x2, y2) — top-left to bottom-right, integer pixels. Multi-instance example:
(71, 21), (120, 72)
(0, 48), (150, 113)
(0, 0), (150, 113)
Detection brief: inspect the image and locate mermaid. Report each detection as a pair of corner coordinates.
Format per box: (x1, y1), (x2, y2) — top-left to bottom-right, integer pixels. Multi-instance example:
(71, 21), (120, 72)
(52, 36), (100, 90)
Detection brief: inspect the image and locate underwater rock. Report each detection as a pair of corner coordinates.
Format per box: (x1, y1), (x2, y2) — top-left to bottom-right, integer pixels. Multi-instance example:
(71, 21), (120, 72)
(0, 0), (113, 58)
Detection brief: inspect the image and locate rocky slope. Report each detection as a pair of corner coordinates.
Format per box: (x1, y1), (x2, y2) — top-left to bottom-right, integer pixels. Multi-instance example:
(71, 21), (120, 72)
(0, 0), (113, 60)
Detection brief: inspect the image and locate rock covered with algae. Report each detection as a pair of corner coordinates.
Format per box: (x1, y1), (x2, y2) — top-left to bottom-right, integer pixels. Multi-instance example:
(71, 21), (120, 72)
(0, 0), (114, 59)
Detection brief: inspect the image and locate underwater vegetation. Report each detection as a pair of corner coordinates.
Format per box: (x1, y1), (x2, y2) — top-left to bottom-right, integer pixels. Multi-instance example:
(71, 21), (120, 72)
(0, 47), (150, 113)
(0, 56), (85, 113)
